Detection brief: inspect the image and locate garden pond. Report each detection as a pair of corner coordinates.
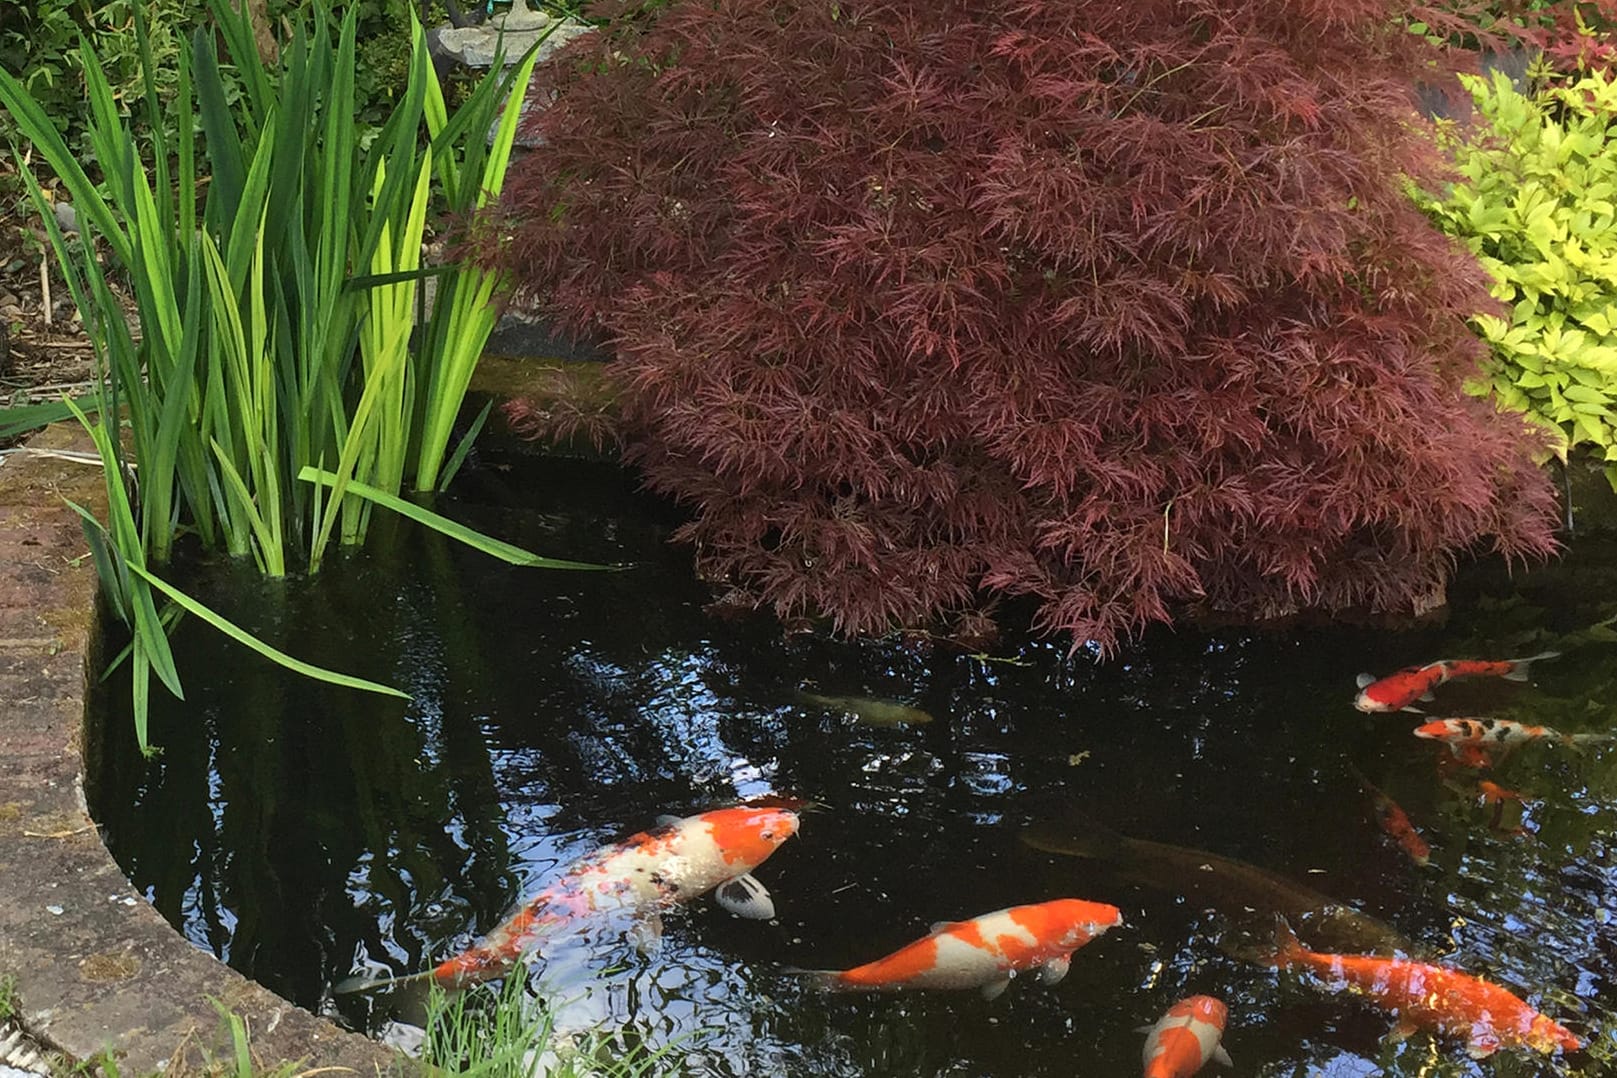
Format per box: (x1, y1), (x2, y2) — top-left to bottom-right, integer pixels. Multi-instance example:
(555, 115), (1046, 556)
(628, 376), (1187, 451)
(87, 455), (1617, 1076)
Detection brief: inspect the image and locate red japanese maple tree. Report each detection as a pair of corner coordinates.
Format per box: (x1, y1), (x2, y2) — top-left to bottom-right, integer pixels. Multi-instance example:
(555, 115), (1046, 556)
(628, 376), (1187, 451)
(491, 0), (1559, 650)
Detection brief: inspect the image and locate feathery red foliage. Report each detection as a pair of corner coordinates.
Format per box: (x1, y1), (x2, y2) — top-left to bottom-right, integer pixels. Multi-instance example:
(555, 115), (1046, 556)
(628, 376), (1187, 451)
(490, 0), (1559, 651)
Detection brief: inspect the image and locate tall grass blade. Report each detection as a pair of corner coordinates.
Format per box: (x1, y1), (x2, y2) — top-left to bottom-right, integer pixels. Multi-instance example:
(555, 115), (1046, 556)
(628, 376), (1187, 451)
(122, 559), (411, 700)
(437, 398), (493, 492)
(298, 467), (621, 570)
(0, 399), (98, 440)
(193, 25), (247, 230)
(0, 70), (124, 264)
(413, 44), (541, 492)
(57, 403), (185, 704)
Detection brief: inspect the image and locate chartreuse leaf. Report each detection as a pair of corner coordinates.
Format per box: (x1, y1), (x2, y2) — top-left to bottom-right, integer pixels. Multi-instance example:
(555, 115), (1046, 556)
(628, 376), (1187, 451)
(1416, 67), (1617, 485)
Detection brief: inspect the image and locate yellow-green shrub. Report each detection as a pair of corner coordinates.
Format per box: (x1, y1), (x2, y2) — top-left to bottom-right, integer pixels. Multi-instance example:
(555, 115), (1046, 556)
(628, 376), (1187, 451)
(1417, 68), (1617, 485)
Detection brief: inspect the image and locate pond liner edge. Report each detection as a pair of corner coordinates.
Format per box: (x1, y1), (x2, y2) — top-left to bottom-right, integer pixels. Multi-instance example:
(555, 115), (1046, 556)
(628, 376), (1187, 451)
(0, 422), (407, 1078)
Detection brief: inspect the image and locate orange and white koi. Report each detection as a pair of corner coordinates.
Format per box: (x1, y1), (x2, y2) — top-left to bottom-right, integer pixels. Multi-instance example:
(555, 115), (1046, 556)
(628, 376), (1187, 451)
(1414, 717), (1612, 755)
(1141, 995), (1232, 1078)
(792, 898), (1122, 999)
(1347, 765), (1430, 867)
(336, 805), (799, 993)
(1267, 917), (1581, 1058)
(1353, 652), (1559, 713)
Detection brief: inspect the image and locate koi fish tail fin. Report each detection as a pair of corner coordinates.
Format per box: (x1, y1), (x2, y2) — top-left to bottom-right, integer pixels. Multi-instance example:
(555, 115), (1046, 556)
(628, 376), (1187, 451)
(1504, 651), (1561, 681)
(1565, 731), (1616, 752)
(332, 968), (440, 995)
(1018, 817), (1128, 863)
(781, 967), (851, 992)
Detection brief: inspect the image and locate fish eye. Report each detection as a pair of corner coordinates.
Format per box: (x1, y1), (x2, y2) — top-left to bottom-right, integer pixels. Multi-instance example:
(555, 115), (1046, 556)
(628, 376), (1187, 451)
(760, 829), (776, 841)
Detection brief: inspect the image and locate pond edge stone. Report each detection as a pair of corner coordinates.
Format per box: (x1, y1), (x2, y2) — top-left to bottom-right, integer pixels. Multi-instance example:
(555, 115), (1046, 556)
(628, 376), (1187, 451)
(0, 424), (404, 1076)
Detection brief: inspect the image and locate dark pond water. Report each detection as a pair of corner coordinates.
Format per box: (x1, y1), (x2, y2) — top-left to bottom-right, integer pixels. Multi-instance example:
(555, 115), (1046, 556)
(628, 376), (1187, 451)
(88, 457), (1617, 1076)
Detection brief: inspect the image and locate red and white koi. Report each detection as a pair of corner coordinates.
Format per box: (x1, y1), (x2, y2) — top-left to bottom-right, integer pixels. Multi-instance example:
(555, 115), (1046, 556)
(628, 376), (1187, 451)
(1141, 995), (1232, 1078)
(1353, 652), (1559, 713)
(792, 898), (1122, 999)
(1347, 764), (1430, 867)
(1267, 917), (1581, 1058)
(1414, 717), (1612, 755)
(336, 805), (799, 993)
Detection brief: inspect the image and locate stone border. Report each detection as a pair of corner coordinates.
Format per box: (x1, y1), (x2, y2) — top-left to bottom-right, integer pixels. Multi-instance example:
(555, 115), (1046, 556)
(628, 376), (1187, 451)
(0, 424), (403, 1077)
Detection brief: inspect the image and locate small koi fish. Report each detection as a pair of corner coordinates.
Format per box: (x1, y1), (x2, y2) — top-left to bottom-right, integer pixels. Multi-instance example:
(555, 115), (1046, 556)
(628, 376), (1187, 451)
(1435, 742), (1496, 775)
(1347, 764), (1430, 867)
(796, 689), (935, 727)
(1267, 917), (1581, 1058)
(1476, 780), (1527, 807)
(791, 898), (1121, 999)
(1140, 995), (1232, 1078)
(1353, 652), (1559, 713)
(1476, 779), (1531, 835)
(335, 805), (799, 993)
(1414, 717), (1613, 755)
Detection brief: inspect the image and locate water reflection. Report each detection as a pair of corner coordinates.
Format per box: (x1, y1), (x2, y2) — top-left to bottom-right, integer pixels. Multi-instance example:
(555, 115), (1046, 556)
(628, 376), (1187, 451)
(87, 459), (1617, 1075)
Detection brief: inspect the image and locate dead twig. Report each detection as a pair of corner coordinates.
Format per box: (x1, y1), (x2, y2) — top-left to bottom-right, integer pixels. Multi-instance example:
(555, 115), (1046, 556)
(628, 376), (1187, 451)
(22, 824), (96, 839)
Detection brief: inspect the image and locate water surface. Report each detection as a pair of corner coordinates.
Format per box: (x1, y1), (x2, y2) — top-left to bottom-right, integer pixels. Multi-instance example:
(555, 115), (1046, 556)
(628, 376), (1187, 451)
(88, 458), (1617, 1076)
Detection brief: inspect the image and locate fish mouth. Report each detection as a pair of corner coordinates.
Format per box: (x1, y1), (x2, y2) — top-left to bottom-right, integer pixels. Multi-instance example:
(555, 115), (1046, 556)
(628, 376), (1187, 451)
(1353, 696), (1383, 713)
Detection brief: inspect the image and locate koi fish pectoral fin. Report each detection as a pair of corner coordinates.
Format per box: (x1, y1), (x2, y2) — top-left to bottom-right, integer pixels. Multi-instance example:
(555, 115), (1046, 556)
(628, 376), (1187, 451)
(1466, 1031), (1502, 1059)
(1355, 673), (1376, 689)
(714, 873), (776, 920)
(1036, 955), (1071, 985)
(980, 975), (1012, 1000)
(628, 913), (664, 955)
(1211, 1043), (1233, 1067)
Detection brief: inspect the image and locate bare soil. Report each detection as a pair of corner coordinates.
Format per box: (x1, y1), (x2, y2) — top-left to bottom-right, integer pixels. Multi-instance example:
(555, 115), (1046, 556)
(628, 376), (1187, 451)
(0, 164), (103, 449)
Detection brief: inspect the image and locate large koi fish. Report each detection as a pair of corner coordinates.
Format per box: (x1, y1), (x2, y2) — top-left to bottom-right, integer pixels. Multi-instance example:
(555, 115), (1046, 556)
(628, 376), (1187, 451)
(336, 805), (799, 993)
(1268, 917), (1581, 1059)
(1353, 652), (1558, 713)
(1022, 820), (1412, 956)
(1414, 717), (1612, 754)
(791, 898), (1121, 999)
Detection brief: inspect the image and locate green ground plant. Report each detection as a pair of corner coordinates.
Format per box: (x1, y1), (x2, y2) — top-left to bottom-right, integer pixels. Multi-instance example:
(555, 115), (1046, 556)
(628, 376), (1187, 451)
(424, 976), (700, 1078)
(0, 0), (607, 750)
(0, 2), (449, 155)
(0, 1), (202, 147)
(1416, 67), (1617, 486)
